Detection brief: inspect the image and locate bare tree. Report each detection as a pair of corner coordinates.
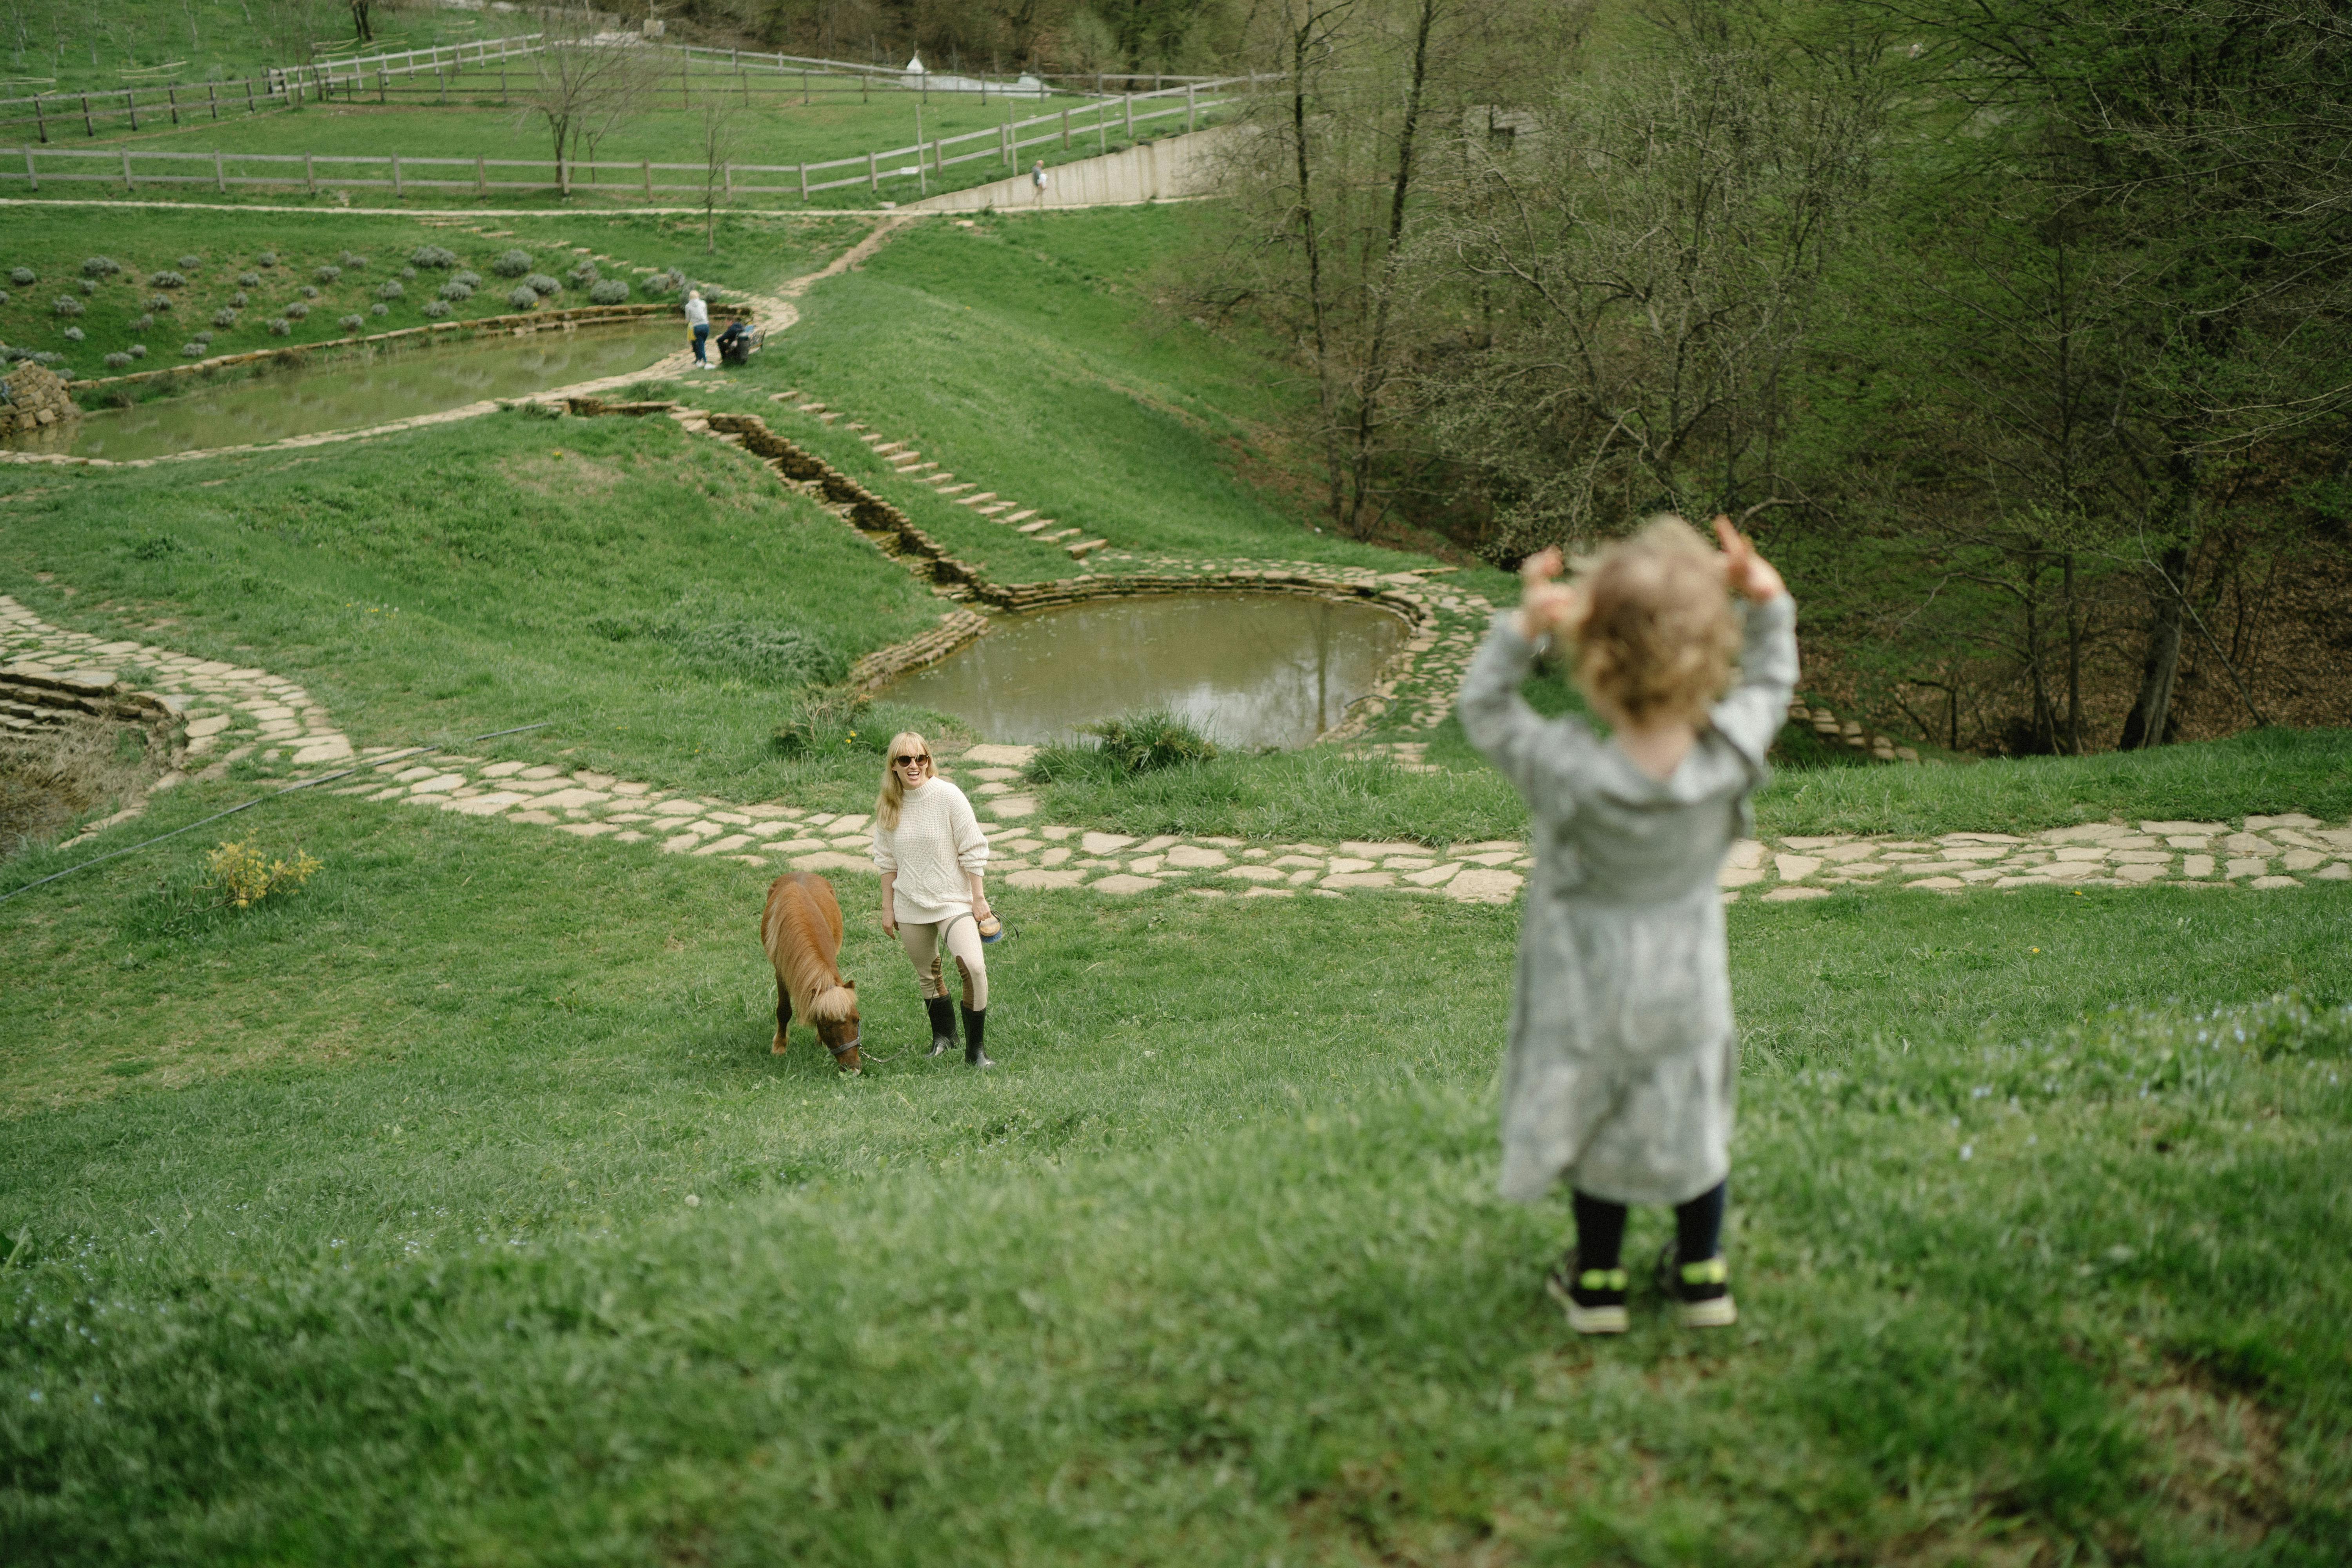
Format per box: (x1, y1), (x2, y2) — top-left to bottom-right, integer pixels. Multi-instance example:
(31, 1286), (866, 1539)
(697, 98), (737, 254)
(520, 9), (655, 197)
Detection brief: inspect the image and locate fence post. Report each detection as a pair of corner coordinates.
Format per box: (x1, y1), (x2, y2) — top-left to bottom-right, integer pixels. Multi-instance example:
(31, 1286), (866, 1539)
(122, 148), (134, 189)
(477, 155), (487, 195)
(722, 160), (731, 196)
(682, 52), (690, 110)
(209, 82), (218, 120)
(167, 85), (179, 125)
(802, 69), (809, 106)
(1061, 107), (1069, 150)
(500, 62), (507, 105)
(127, 89), (138, 131)
(305, 151), (315, 195)
(642, 159), (651, 198)
(1097, 100), (1106, 154)
(1001, 122), (1010, 168)
(215, 149), (225, 192)
(82, 93), (93, 136)
(1124, 93), (1133, 140)
(1187, 84), (1195, 134)
(246, 78), (256, 114)
(392, 152), (402, 197)
(33, 95), (45, 144)
(798, 162), (808, 201)
(868, 150), (877, 192)
(23, 146), (36, 191)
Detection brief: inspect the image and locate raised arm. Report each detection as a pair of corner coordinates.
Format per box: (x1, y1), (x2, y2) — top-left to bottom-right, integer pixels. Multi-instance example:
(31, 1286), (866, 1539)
(1708, 518), (1798, 766)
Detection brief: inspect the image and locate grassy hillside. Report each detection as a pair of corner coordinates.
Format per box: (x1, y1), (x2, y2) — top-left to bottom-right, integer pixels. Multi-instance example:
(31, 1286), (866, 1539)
(0, 207), (866, 382)
(2, 773), (2347, 1559)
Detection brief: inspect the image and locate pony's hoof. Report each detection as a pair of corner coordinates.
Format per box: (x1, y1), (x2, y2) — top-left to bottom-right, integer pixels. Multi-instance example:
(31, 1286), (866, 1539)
(770, 1039), (788, 1056)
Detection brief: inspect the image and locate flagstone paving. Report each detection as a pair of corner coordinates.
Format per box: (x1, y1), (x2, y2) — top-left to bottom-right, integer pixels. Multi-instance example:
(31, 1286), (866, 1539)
(11, 591), (2350, 899)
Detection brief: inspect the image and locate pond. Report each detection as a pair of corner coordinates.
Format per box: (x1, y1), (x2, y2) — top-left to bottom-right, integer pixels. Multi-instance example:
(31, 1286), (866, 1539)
(879, 592), (1412, 750)
(4, 322), (677, 462)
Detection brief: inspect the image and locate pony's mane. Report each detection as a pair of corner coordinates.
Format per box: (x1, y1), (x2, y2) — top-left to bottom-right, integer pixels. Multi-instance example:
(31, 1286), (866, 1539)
(762, 880), (855, 1021)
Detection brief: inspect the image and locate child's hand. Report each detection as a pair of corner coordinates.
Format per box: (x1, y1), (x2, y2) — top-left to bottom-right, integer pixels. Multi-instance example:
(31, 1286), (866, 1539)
(1517, 547), (1585, 642)
(1713, 516), (1787, 603)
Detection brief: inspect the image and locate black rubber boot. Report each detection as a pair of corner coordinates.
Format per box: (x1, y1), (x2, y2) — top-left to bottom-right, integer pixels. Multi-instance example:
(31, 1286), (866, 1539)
(961, 1005), (993, 1069)
(925, 996), (958, 1058)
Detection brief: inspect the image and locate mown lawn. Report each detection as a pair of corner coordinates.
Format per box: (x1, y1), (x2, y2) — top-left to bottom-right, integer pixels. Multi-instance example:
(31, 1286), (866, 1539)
(1, 775), (2347, 1562)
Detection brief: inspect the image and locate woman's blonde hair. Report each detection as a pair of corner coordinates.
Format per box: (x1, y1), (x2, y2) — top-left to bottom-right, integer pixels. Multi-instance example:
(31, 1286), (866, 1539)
(1569, 515), (1738, 727)
(873, 730), (933, 831)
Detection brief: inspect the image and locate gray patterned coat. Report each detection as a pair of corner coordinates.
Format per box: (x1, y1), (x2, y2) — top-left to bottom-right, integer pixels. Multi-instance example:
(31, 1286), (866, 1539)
(1459, 595), (1798, 1205)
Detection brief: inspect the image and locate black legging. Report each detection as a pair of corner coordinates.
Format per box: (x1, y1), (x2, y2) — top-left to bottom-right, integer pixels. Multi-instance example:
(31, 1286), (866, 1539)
(1572, 1181), (1725, 1271)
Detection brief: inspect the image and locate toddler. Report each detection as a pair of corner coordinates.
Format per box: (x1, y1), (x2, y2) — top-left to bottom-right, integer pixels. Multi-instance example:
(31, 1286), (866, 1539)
(1458, 515), (1795, 1334)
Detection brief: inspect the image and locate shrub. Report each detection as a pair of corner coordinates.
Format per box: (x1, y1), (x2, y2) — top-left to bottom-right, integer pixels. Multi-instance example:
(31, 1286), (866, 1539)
(399, 266), (417, 281)
(771, 691), (876, 756)
(194, 331), (213, 345)
(369, 302), (388, 316)
(127, 344), (146, 359)
(506, 285), (539, 310)
(255, 251), (277, 267)
(410, 245), (458, 269)
(284, 301), (309, 319)
(314, 266), (340, 285)
(204, 840), (321, 909)
(0, 291), (7, 305)
(79, 277), (98, 294)
(451, 270), (481, 289)
(181, 342), (205, 358)
(588, 278), (630, 304)
(267, 318), (292, 336)
(1038, 711), (1219, 779)
(176, 254), (201, 269)
(53, 296), (83, 317)
(103, 352), (132, 369)
(300, 284), (320, 299)
(134, 314), (152, 331)
(147, 295), (172, 312)
(82, 256), (122, 278)
(421, 299), (450, 319)
(524, 273), (561, 296)
(230, 291), (249, 307)
(237, 271), (261, 288)
(566, 261), (599, 286)
(11, 265), (35, 285)
(338, 314), (365, 332)
(375, 280), (404, 301)
(338, 251), (368, 270)
(438, 280), (474, 302)
(212, 307), (239, 328)
(491, 248), (534, 277)
(148, 270), (188, 289)
(62, 326), (84, 342)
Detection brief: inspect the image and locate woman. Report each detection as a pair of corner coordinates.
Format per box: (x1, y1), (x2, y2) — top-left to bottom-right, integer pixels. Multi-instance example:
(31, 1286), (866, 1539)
(869, 733), (998, 1067)
(682, 288), (711, 368)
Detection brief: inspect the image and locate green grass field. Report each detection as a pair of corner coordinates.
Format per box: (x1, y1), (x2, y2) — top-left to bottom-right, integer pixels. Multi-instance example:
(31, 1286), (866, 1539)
(5, 186), (2351, 1563)
(0, 206), (869, 381)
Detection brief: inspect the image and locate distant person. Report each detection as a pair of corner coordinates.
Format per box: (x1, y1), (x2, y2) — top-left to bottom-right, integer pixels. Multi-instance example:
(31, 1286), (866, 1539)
(682, 288), (710, 367)
(1031, 158), (1050, 205)
(715, 314), (754, 367)
(870, 733), (1000, 1068)
(1459, 515), (1796, 1336)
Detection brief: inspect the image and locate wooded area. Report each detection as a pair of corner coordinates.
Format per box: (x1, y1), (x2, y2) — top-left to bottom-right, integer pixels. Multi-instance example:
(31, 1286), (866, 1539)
(1196, 0), (2352, 756)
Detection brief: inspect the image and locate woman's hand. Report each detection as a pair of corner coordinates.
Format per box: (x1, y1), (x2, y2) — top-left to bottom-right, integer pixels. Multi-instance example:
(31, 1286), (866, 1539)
(1517, 546), (1586, 642)
(1712, 516), (1787, 603)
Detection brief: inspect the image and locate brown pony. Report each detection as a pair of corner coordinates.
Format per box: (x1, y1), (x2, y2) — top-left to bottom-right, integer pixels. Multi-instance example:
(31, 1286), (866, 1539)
(759, 873), (863, 1072)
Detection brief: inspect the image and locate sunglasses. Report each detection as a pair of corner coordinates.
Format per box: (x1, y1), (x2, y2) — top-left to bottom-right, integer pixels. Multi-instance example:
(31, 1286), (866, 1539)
(893, 754), (931, 767)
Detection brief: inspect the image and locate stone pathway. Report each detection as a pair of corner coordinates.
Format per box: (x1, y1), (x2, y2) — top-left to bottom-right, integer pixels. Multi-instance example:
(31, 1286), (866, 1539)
(9, 592), (2349, 899)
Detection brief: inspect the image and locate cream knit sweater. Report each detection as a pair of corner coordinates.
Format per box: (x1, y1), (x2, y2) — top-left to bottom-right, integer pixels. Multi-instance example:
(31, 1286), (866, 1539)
(870, 779), (991, 922)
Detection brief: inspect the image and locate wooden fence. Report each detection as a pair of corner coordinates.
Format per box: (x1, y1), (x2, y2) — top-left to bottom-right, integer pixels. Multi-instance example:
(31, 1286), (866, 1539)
(0, 78), (1246, 203)
(0, 35), (544, 143)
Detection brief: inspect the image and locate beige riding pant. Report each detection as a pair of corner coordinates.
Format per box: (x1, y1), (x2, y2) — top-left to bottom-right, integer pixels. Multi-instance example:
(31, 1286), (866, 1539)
(897, 914), (988, 1010)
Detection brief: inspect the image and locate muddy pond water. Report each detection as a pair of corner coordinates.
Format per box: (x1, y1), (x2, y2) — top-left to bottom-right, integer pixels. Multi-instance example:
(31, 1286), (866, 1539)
(7, 322), (676, 462)
(879, 592), (1412, 750)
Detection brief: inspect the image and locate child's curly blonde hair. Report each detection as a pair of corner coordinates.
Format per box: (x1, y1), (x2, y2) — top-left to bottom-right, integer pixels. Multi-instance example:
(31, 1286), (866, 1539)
(1568, 515), (1739, 726)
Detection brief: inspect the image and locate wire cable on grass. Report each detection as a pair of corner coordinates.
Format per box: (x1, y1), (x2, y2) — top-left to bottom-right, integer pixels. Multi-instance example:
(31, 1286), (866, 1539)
(0, 721), (553, 907)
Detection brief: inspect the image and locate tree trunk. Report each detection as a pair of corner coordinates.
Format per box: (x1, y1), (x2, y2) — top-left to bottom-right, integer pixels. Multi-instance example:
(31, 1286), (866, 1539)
(2062, 551), (2083, 755)
(1288, 26), (1344, 528)
(2118, 544), (2189, 749)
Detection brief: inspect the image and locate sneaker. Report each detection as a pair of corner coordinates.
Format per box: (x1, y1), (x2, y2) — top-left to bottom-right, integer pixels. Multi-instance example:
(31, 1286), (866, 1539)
(1545, 1251), (1629, 1335)
(1655, 1242), (1737, 1328)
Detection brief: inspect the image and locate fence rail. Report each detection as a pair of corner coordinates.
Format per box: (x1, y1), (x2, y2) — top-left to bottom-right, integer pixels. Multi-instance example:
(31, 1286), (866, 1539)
(0, 80), (1246, 202)
(0, 35), (545, 142)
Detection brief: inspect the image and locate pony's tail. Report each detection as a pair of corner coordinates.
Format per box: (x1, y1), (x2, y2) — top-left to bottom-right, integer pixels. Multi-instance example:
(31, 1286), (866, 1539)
(809, 984), (858, 1024)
